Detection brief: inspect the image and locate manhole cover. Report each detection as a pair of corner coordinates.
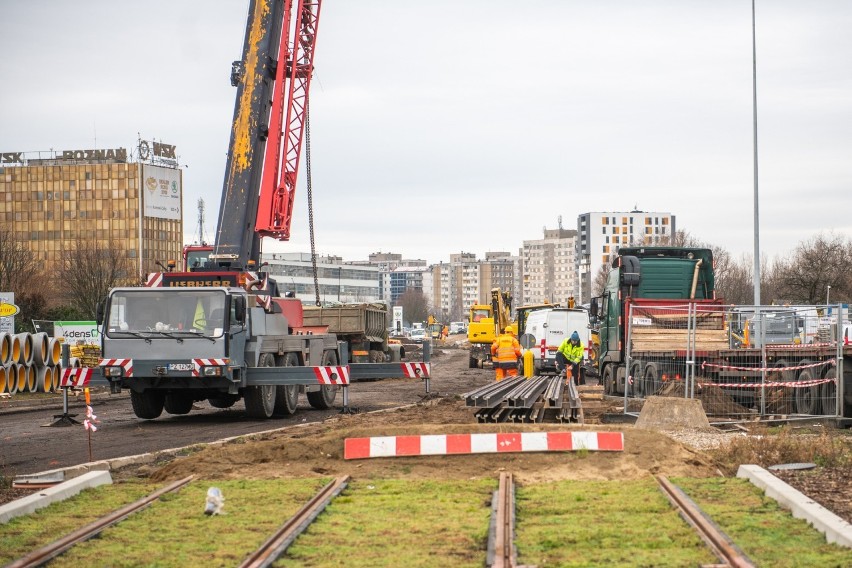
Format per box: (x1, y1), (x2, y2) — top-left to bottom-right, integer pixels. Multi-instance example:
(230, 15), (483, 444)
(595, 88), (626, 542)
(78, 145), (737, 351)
(768, 463), (817, 471)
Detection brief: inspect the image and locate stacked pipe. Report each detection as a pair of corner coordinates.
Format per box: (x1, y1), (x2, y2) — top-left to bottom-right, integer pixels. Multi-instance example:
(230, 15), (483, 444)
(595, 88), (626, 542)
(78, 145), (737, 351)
(0, 331), (64, 396)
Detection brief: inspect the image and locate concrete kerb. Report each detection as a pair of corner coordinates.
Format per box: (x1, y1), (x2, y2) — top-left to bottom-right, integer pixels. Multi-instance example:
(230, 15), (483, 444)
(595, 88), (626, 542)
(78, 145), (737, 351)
(737, 464), (852, 548)
(0, 470), (112, 524)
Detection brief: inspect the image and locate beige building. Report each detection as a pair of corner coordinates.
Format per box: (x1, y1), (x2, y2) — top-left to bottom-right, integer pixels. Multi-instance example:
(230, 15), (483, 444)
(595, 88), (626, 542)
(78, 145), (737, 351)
(0, 144), (183, 282)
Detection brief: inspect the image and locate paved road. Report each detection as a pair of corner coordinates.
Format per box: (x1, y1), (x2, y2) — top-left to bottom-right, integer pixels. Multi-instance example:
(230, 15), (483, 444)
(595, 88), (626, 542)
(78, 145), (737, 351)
(0, 348), (490, 477)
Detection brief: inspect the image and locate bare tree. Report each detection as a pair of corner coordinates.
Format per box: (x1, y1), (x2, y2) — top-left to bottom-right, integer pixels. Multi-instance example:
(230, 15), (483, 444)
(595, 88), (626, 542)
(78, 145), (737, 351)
(0, 223), (40, 292)
(56, 237), (136, 319)
(771, 232), (852, 304)
(395, 289), (429, 325)
(592, 260), (611, 297)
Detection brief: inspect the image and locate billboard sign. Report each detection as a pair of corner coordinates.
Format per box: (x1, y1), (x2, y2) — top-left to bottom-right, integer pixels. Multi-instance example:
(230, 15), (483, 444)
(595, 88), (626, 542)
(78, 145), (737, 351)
(142, 164), (182, 220)
(54, 321), (101, 344)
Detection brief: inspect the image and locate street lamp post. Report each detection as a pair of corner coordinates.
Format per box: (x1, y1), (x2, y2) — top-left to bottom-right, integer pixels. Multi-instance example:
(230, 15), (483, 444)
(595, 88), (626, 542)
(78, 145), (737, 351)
(826, 285), (831, 306)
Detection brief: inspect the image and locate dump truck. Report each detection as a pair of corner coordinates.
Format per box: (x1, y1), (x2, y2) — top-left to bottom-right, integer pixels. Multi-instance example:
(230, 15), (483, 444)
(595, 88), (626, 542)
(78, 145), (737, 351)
(593, 246), (852, 420)
(302, 303), (403, 362)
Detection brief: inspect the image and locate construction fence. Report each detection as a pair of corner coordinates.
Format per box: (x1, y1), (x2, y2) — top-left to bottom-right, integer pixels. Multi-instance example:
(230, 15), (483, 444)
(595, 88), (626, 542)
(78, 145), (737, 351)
(624, 303), (846, 421)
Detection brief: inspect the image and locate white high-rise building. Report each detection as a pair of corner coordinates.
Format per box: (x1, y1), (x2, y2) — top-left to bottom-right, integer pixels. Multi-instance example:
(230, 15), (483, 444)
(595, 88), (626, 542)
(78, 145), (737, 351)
(576, 210), (675, 302)
(521, 228), (577, 306)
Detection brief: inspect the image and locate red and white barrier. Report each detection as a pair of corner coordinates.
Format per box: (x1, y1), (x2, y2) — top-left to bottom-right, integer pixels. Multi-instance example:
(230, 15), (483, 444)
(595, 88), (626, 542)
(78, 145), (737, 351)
(401, 362), (430, 379)
(344, 431), (624, 460)
(698, 377), (836, 389)
(702, 359), (834, 373)
(314, 366), (349, 385)
(59, 368), (93, 388)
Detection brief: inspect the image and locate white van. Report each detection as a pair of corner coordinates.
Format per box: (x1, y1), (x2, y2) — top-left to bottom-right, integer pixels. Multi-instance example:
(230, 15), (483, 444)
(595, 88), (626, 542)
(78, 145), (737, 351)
(521, 308), (590, 375)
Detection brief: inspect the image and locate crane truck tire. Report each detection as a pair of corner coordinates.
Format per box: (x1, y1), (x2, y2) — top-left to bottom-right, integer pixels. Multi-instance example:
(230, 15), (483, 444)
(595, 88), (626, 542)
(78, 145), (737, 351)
(131, 389), (165, 420)
(208, 394), (239, 409)
(164, 392), (194, 415)
(274, 352), (300, 416)
(307, 350), (338, 410)
(602, 364), (616, 396)
(245, 353), (277, 419)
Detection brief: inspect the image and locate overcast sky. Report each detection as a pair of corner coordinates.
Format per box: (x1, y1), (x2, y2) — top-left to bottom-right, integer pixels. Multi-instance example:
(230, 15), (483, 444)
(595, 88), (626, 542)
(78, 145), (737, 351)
(2, 1), (851, 265)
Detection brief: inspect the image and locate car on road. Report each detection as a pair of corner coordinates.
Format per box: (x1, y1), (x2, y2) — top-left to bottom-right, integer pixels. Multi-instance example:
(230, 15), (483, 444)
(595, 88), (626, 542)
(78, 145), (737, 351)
(449, 321), (467, 335)
(409, 328), (427, 342)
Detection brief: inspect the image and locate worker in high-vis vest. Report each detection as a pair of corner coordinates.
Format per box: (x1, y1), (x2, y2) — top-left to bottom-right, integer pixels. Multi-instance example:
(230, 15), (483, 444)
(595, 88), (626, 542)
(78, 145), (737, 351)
(490, 326), (521, 381)
(556, 330), (585, 384)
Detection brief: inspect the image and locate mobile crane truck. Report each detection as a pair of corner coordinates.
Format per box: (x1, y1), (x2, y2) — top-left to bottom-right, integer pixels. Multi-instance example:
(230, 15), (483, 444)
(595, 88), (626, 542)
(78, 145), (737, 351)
(92, 0), (429, 420)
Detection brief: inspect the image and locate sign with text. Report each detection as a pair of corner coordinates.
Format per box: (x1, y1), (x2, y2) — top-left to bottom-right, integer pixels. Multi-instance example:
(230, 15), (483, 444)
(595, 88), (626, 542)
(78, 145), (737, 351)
(142, 164), (182, 220)
(0, 292), (14, 333)
(55, 321), (100, 344)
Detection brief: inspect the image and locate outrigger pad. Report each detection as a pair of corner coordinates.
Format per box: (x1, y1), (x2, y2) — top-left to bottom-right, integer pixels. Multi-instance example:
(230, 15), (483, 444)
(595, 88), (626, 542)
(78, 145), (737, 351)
(634, 396), (711, 431)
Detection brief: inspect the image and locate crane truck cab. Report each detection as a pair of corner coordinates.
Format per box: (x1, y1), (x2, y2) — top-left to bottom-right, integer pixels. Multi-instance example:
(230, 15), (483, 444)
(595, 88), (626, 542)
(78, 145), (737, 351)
(97, 285), (341, 420)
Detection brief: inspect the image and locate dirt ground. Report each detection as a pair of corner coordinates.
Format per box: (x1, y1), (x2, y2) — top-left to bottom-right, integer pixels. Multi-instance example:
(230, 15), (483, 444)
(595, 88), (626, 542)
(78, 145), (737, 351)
(147, 398), (718, 484)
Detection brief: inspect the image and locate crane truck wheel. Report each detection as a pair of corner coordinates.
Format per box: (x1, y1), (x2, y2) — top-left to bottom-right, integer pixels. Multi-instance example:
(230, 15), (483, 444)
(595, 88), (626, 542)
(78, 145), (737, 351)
(164, 392), (194, 415)
(208, 394), (239, 409)
(245, 353), (277, 419)
(794, 360), (820, 415)
(274, 352), (300, 416)
(307, 350), (338, 410)
(130, 389), (165, 420)
(642, 362), (660, 397)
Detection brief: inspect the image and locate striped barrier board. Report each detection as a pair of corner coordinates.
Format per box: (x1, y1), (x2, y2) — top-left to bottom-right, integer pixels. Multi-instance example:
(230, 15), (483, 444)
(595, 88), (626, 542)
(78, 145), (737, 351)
(60, 368), (94, 388)
(344, 431), (624, 460)
(314, 365), (350, 385)
(401, 362), (430, 379)
(145, 272), (163, 287)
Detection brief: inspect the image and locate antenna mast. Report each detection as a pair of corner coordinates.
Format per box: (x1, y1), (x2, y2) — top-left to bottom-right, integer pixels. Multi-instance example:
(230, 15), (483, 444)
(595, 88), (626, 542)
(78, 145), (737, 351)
(196, 199), (207, 245)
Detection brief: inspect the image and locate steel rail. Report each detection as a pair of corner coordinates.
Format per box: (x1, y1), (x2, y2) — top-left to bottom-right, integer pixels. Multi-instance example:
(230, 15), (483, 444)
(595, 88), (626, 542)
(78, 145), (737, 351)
(238, 475), (350, 568)
(487, 471), (516, 568)
(656, 475), (755, 568)
(7, 475), (195, 568)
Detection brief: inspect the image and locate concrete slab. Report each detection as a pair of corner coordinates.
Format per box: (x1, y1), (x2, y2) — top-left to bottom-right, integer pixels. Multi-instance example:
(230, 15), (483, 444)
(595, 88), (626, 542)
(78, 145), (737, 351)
(0, 470), (112, 524)
(635, 396), (710, 430)
(737, 464), (852, 548)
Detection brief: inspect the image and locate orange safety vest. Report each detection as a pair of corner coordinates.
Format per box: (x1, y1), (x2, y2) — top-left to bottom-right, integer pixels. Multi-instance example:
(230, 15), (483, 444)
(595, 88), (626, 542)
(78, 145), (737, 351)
(491, 334), (521, 368)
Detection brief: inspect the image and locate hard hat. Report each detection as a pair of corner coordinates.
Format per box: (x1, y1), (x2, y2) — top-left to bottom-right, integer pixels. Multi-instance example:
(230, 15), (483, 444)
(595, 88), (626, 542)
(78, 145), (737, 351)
(570, 331), (580, 341)
(504, 326), (513, 333)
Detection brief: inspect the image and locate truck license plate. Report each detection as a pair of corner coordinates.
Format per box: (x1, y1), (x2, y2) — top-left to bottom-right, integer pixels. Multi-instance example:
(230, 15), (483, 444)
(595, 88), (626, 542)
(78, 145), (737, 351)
(167, 363), (194, 371)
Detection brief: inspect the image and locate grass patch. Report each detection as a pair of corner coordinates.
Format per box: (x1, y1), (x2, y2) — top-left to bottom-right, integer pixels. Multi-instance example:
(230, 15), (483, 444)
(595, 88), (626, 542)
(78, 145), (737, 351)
(514, 479), (716, 567)
(55, 479), (329, 567)
(0, 479), (154, 565)
(712, 427), (852, 475)
(275, 479), (494, 567)
(675, 477), (852, 567)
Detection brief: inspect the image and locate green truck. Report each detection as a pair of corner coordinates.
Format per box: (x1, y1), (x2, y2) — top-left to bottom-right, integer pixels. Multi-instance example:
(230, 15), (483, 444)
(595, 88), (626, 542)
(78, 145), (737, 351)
(591, 247), (851, 420)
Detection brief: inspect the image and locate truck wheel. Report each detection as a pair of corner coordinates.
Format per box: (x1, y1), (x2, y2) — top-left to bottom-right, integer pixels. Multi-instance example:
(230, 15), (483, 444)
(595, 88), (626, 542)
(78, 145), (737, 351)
(628, 361), (643, 397)
(245, 353), (277, 419)
(820, 367), (837, 416)
(208, 394), (238, 409)
(602, 365), (615, 395)
(794, 360), (820, 415)
(274, 352), (300, 416)
(130, 389), (165, 420)
(164, 392), (194, 415)
(469, 356), (479, 369)
(307, 351), (338, 409)
(643, 362), (660, 396)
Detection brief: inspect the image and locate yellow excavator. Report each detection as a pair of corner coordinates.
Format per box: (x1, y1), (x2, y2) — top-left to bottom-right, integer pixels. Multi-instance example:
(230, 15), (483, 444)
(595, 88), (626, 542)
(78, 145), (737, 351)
(467, 288), (515, 368)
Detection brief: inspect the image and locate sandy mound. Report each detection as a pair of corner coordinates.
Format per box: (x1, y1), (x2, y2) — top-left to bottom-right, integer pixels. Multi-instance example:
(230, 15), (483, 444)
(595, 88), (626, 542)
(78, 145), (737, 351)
(149, 398), (718, 484)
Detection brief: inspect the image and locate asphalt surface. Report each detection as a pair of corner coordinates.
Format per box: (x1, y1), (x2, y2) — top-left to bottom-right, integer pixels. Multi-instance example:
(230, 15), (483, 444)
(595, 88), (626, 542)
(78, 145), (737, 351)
(0, 346), (490, 477)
